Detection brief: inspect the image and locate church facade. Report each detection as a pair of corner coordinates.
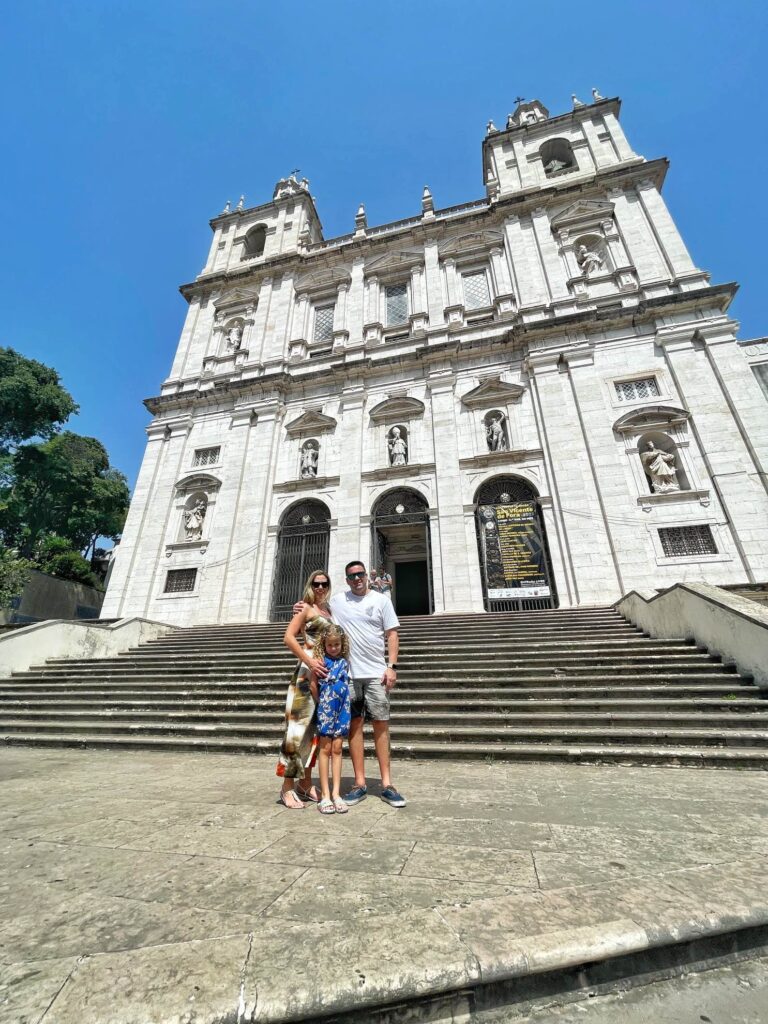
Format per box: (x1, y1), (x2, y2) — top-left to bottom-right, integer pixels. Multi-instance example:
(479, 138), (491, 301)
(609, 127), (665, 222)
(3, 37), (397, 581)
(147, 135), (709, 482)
(102, 94), (768, 625)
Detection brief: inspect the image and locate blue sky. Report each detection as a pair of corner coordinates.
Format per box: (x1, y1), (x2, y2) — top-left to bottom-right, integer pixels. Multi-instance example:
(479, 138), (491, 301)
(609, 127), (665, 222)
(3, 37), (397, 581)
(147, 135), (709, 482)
(1, 1), (766, 489)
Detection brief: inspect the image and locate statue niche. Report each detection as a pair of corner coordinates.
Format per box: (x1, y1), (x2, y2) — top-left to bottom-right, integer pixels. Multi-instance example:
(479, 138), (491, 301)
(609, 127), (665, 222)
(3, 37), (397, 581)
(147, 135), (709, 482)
(182, 492), (208, 541)
(639, 433), (685, 494)
(388, 425), (409, 467)
(574, 234), (609, 278)
(300, 439), (319, 479)
(484, 410), (509, 452)
(224, 318), (244, 352)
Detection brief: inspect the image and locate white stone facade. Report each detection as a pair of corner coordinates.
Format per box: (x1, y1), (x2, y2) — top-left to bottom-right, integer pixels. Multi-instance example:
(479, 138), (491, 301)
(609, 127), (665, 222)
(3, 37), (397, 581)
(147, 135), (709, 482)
(103, 96), (768, 625)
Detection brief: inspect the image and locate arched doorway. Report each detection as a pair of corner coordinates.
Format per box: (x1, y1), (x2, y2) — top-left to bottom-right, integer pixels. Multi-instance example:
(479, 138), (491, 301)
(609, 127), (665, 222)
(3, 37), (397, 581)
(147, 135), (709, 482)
(270, 500), (331, 621)
(474, 475), (557, 612)
(371, 488), (433, 616)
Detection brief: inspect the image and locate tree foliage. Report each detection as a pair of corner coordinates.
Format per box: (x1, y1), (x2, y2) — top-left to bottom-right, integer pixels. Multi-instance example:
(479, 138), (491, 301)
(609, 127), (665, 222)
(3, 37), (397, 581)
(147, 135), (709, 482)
(0, 546), (31, 609)
(0, 348), (78, 454)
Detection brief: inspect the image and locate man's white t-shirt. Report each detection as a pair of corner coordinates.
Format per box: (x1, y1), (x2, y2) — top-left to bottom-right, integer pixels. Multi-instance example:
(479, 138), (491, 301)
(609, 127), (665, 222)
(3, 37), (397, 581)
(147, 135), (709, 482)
(329, 589), (400, 679)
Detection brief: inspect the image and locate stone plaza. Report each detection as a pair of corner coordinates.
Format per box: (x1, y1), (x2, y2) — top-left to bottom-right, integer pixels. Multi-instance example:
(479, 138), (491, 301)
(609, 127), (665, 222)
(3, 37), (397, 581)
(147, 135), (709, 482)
(1, 747), (767, 1023)
(101, 91), (768, 626)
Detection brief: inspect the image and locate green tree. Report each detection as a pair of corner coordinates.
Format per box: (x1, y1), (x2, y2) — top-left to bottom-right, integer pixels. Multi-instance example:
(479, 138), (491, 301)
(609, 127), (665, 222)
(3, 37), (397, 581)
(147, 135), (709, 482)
(0, 546), (31, 609)
(0, 432), (129, 559)
(0, 348), (78, 454)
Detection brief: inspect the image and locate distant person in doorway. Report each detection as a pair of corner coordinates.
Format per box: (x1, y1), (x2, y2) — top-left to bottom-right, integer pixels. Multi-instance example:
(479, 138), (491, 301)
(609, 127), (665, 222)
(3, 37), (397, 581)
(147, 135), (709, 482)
(276, 569), (333, 808)
(330, 561), (406, 808)
(371, 566), (393, 600)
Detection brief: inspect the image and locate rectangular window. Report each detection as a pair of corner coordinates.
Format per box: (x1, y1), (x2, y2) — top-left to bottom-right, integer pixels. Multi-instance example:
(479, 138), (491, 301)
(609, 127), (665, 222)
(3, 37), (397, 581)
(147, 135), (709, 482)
(658, 526), (717, 558)
(385, 283), (409, 326)
(614, 377), (660, 402)
(752, 363), (768, 402)
(462, 270), (491, 310)
(164, 568), (198, 593)
(193, 446), (220, 467)
(313, 304), (335, 343)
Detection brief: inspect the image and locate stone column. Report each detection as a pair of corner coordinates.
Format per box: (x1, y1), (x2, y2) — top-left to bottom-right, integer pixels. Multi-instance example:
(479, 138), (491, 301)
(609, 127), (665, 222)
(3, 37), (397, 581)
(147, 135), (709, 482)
(330, 386), (367, 590)
(346, 257), (365, 347)
(333, 281), (350, 350)
(423, 240), (445, 328)
(525, 348), (622, 604)
(288, 292), (310, 362)
(363, 274), (382, 344)
(427, 371), (474, 612)
(504, 215), (549, 312)
(489, 246), (516, 315)
(657, 324), (767, 579)
(443, 258), (463, 327)
(408, 264), (428, 334)
(636, 179), (698, 279)
(530, 207), (570, 304)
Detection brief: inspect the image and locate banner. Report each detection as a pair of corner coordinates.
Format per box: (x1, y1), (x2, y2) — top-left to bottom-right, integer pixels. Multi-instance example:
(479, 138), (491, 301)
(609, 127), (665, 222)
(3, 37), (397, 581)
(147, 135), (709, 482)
(478, 502), (551, 599)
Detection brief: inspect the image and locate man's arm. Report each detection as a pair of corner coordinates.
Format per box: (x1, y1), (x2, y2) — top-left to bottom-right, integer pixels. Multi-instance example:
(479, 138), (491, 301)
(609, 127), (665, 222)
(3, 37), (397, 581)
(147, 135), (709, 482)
(383, 628), (399, 691)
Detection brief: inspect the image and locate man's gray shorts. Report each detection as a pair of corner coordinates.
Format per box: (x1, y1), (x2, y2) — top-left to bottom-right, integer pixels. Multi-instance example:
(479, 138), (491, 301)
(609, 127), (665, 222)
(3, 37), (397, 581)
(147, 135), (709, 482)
(350, 677), (390, 722)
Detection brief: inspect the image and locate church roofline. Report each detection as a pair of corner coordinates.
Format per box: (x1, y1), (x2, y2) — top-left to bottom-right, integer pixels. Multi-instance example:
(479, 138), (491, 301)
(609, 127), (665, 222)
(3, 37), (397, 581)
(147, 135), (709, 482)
(483, 96), (621, 150)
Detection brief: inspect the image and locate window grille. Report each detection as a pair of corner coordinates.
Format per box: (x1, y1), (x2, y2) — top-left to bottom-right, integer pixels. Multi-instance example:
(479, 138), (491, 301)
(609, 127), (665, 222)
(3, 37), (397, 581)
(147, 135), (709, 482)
(658, 526), (717, 558)
(614, 377), (660, 402)
(164, 568), (198, 593)
(463, 270), (491, 310)
(385, 283), (408, 326)
(313, 304), (335, 343)
(193, 446), (220, 467)
(752, 364), (768, 402)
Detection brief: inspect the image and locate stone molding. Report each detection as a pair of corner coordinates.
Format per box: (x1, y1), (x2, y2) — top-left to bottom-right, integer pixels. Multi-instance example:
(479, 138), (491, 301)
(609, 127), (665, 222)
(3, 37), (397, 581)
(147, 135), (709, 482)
(460, 375), (526, 408)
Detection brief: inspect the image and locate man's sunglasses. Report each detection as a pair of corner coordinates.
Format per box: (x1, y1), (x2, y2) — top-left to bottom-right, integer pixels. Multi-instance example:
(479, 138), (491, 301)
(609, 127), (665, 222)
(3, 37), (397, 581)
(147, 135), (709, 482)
(311, 580), (330, 588)
(346, 571), (367, 580)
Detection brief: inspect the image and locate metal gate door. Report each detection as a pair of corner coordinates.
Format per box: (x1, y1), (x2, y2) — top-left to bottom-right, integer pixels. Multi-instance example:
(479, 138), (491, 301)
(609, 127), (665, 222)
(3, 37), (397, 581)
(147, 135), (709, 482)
(270, 501), (331, 621)
(370, 488), (433, 614)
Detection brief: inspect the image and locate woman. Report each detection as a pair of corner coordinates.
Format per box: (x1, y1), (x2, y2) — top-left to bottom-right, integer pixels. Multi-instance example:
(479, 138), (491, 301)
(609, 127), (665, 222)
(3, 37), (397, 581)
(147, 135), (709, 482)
(276, 569), (333, 808)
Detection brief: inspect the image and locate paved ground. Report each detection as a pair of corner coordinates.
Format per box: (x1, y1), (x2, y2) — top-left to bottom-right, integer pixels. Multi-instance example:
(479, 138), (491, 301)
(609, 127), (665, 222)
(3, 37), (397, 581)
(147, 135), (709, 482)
(0, 747), (766, 1023)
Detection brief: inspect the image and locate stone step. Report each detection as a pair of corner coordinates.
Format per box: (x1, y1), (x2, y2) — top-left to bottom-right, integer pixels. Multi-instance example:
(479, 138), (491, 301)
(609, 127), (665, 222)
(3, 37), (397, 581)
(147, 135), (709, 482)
(1, 707), (765, 730)
(2, 730), (768, 769)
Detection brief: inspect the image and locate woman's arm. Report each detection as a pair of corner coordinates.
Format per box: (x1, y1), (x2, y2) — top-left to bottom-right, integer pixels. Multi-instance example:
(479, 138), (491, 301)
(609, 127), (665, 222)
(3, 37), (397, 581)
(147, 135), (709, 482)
(283, 610), (327, 675)
(309, 670), (320, 703)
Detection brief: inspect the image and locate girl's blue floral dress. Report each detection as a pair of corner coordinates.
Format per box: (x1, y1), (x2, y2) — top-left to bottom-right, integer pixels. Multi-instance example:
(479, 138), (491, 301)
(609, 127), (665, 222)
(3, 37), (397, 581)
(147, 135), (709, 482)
(316, 655), (352, 738)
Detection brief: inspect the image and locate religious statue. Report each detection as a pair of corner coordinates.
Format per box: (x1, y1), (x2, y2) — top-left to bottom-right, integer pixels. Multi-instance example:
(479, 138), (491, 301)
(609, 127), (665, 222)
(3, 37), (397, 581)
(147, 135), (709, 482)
(576, 244), (604, 278)
(388, 427), (408, 467)
(544, 158), (569, 174)
(226, 323), (243, 350)
(184, 500), (206, 541)
(300, 444), (318, 479)
(640, 442), (680, 494)
(486, 414), (507, 452)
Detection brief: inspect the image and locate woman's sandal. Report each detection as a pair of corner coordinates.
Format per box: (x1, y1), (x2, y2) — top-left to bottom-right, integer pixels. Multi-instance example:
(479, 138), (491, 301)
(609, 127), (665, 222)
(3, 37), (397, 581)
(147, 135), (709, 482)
(318, 798), (336, 815)
(279, 789), (305, 809)
(332, 798), (349, 814)
(296, 784), (320, 803)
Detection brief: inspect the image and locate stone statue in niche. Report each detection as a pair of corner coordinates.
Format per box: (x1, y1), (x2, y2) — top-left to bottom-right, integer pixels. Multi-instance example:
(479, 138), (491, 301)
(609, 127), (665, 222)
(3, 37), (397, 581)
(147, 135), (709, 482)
(576, 244), (604, 278)
(388, 427), (408, 467)
(486, 414), (508, 452)
(226, 323), (243, 350)
(544, 158), (569, 174)
(300, 443), (319, 479)
(184, 500), (207, 540)
(641, 442), (680, 494)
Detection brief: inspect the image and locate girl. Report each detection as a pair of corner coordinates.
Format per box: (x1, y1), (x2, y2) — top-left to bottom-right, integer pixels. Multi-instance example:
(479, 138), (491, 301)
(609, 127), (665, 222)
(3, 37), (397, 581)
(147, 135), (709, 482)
(310, 625), (352, 815)
(277, 569), (333, 808)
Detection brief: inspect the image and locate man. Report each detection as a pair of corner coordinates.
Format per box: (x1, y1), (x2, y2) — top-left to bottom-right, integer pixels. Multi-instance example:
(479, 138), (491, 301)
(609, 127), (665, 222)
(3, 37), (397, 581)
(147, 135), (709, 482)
(329, 561), (406, 807)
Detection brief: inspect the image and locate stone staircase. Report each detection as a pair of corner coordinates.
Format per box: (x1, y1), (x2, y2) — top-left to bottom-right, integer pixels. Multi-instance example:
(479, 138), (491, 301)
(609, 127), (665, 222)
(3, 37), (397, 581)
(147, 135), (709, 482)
(1, 607), (767, 767)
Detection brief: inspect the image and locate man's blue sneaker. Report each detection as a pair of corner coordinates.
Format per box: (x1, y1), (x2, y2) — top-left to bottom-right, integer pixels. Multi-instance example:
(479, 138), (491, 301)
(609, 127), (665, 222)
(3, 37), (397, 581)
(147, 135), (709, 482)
(380, 786), (407, 808)
(345, 785), (367, 805)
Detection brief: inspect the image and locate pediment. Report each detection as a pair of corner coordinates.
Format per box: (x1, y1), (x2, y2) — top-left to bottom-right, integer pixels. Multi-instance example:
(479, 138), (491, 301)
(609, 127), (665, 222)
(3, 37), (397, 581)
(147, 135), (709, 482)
(613, 405), (690, 433)
(550, 200), (615, 230)
(284, 409), (338, 437)
(368, 395), (426, 424)
(460, 376), (525, 409)
(364, 249), (424, 275)
(174, 472), (222, 493)
(438, 229), (504, 257)
(294, 266), (351, 293)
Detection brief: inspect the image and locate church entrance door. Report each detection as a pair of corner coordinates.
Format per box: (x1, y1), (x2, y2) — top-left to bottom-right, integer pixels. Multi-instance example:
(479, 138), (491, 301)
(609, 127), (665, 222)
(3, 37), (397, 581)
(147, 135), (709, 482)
(270, 500), (331, 621)
(371, 488), (433, 616)
(474, 476), (557, 613)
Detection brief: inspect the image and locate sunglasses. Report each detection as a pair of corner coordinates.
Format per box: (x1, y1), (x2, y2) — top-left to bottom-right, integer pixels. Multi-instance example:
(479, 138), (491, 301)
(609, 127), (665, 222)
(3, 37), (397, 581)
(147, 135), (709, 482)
(311, 580), (330, 588)
(346, 571), (367, 580)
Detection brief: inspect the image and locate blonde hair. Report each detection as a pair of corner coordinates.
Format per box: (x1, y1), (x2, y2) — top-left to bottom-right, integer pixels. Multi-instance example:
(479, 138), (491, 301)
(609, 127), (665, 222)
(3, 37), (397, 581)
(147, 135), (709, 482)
(312, 624), (350, 661)
(301, 569), (332, 605)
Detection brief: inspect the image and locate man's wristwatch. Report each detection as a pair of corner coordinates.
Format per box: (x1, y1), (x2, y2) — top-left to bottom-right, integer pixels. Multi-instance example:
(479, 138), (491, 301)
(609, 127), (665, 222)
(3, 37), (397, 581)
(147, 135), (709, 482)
(387, 663), (398, 670)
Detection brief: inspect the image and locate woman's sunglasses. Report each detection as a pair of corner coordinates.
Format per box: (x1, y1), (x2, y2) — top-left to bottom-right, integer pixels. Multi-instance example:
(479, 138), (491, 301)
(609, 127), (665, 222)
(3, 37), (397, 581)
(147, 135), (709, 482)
(311, 580), (330, 588)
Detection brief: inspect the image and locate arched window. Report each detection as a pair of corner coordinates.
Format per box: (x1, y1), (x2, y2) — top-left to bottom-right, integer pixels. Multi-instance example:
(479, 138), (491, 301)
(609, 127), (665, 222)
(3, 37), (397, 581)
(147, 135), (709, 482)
(540, 138), (577, 177)
(243, 224), (267, 259)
